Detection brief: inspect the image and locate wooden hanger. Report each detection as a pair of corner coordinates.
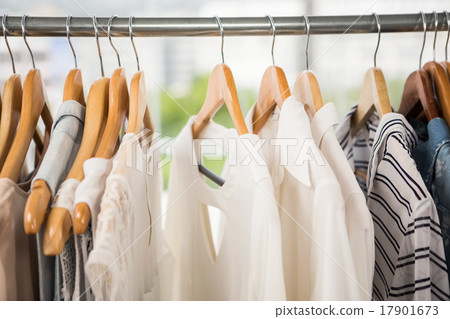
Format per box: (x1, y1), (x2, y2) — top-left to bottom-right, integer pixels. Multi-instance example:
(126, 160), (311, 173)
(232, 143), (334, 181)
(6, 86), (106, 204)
(252, 16), (290, 134)
(398, 69), (439, 121)
(421, 12), (450, 125)
(73, 15), (155, 235)
(24, 68), (85, 235)
(127, 71), (154, 134)
(351, 14), (391, 137)
(0, 16), (22, 171)
(127, 16), (154, 135)
(0, 68), (53, 182)
(294, 70), (324, 116)
(0, 15), (53, 182)
(62, 69), (85, 105)
(191, 62), (248, 138)
(398, 12), (442, 123)
(92, 68), (128, 158)
(293, 16), (324, 116)
(443, 61), (450, 77)
(253, 66), (290, 134)
(0, 74), (22, 170)
(423, 61), (450, 122)
(24, 16), (87, 235)
(72, 67), (128, 235)
(72, 16), (129, 235)
(43, 77), (109, 255)
(43, 15), (109, 255)
(351, 67), (392, 136)
(72, 70), (152, 235)
(192, 17), (248, 138)
(444, 11), (450, 77)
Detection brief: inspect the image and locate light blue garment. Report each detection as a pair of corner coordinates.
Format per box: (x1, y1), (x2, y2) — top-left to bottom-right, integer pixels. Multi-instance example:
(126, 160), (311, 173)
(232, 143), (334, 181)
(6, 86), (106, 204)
(32, 100), (85, 301)
(32, 100), (85, 195)
(410, 117), (450, 287)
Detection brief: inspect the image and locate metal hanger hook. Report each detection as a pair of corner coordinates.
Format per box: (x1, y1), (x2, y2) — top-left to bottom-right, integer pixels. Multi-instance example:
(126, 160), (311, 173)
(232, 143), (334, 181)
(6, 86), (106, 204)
(129, 16), (140, 71)
(108, 15), (121, 67)
(266, 15), (276, 65)
(2, 14), (15, 73)
(419, 11), (427, 69)
(444, 10), (449, 60)
(21, 14), (35, 68)
(214, 16), (225, 64)
(304, 15), (310, 70)
(433, 11), (438, 61)
(93, 15), (104, 77)
(66, 15), (78, 68)
(373, 12), (381, 67)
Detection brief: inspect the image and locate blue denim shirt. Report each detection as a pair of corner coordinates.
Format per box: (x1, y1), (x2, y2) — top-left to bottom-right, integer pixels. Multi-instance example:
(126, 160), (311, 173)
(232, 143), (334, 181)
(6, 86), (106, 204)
(410, 117), (450, 285)
(33, 100), (85, 301)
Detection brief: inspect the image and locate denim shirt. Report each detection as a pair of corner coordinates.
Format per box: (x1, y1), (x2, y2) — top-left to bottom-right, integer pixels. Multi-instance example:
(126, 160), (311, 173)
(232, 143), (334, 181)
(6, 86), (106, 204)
(32, 100), (85, 301)
(410, 117), (450, 285)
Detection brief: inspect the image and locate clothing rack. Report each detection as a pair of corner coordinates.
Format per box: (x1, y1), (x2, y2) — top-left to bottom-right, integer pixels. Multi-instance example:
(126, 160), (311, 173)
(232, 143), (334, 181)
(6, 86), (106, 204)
(0, 13), (449, 37)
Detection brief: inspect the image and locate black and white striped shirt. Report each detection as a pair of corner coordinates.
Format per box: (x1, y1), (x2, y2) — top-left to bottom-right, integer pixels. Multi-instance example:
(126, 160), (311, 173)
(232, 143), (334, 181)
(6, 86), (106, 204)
(336, 109), (450, 301)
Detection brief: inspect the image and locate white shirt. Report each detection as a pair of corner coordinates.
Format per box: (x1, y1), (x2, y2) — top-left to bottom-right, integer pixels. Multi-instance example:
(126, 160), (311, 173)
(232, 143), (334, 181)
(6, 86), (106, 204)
(162, 118), (286, 301)
(74, 158), (114, 240)
(85, 133), (163, 301)
(309, 102), (374, 300)
(336, 109), (450, 301)
(246, 96), (362, 300)
(71, 158), (113, 301)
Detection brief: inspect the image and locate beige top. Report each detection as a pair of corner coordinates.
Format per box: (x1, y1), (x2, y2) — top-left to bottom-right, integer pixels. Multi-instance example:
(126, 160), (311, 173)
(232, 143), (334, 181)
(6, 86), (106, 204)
(0, 178), (39, 300)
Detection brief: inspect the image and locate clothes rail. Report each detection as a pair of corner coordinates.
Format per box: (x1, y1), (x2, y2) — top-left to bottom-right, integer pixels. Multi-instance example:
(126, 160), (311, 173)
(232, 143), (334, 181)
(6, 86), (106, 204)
(0, 13), (449, 37)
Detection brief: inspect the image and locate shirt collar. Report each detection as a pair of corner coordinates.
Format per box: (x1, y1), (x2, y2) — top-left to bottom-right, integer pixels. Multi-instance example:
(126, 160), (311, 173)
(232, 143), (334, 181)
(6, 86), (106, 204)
(310, 102), (339, 147)
(275, 96), (313, 187)
(335, 105), (380, 172)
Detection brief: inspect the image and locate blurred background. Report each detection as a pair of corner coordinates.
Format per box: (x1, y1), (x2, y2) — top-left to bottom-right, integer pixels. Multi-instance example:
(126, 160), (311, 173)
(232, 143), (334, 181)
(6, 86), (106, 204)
(1, 0), (449, 186)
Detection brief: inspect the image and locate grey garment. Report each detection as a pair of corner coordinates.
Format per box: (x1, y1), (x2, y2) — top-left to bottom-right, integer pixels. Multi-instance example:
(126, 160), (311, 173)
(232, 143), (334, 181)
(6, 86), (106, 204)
(32, 100), (85, 194)
(36, 225), (55, 301)
(33, 100), (85, 301)
(54, 256), (63, 301)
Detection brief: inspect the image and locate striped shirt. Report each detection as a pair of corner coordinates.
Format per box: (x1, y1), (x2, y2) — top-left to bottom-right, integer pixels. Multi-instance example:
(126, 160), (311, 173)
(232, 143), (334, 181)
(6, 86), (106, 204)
(336, 106), (379, 196)
(336, 109), (450, 301)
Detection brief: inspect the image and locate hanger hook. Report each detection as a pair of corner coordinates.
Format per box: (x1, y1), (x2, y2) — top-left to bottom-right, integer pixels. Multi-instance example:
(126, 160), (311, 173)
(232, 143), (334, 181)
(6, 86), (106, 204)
(373, 12), (381, 67)
(2, 14), (15, 73)
(433, 11), (438, 61)
(445, 11), (449, 60)
(108, 15), (121, 67)
(266, 15), (276, 65)
(304, 15), (310, 70)
(129, 16), (140, 71)
(419, 11), (427, 69)
(214, 16), (225, 64)
(93, 15), (104, 77)
(66, 15), (78, 68)
(445, 10), (450, 60)
(21, 14), (35, 68)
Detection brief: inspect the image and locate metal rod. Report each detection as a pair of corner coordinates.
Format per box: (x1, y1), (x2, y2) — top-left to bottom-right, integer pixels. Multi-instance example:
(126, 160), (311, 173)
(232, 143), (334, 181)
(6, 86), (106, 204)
(0, 13), (449, 37)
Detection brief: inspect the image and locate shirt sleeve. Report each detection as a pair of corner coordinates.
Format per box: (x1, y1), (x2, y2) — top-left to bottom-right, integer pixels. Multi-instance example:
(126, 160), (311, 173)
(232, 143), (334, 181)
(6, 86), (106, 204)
(390, 197), (450, 301)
